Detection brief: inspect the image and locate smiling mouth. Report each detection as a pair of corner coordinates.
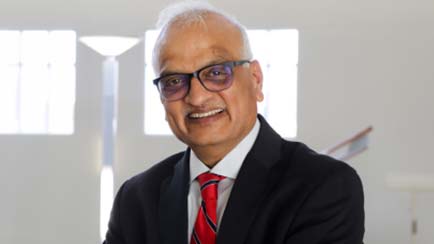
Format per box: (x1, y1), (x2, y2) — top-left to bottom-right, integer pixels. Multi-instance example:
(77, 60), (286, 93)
(188, 108), (225, 119)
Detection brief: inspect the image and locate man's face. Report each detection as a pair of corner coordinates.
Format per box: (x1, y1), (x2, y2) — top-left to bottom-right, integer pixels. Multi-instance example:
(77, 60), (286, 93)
(156, 14), (263, 153)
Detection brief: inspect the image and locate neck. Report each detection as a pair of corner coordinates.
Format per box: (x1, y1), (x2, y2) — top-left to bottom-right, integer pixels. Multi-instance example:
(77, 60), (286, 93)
(191, 144), (234, 168)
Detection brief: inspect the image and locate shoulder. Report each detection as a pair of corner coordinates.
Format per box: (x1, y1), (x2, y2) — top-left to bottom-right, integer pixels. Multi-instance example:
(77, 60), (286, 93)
(279, 140), (362, 193)
(118, 151), (185, 200)
(105, 152), (187, 243)
(283, 141), (357, 177)
(255, 116), (360, 183)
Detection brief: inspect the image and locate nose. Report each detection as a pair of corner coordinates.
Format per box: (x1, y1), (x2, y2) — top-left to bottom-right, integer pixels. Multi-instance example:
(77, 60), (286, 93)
(184, 77), (213, 106)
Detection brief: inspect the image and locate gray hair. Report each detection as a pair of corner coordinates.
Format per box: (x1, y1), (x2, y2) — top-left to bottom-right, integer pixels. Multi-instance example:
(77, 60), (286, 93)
(152, 0), (253, 73)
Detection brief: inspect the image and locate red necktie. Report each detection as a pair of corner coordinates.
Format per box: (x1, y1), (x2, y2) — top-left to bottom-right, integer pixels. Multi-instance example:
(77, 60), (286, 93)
(191, 172), (225, 244)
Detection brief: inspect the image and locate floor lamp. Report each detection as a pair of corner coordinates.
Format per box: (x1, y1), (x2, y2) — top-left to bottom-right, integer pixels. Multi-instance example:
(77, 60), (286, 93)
(79, 36), (140, 241)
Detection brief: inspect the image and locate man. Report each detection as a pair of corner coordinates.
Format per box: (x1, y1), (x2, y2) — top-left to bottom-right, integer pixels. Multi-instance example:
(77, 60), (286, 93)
(104, 2), (364, 244)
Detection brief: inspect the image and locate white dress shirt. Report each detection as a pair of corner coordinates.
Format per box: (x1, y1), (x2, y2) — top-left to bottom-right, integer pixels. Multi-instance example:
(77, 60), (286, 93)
(187, 119), (260, 238)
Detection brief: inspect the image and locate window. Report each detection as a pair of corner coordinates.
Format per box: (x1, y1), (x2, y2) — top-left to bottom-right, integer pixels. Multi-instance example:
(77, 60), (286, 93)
(144, 29), (298, 138)
(249, 30), (298, 138)
(0, 30), (76, 134)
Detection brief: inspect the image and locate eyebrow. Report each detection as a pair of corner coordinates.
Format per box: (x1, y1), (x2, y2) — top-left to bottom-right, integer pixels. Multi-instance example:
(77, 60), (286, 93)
(159, 56), (229, 78)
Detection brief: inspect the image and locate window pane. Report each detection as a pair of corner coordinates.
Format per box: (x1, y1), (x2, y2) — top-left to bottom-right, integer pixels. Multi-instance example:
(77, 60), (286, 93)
(269, 29), (299, 65)
(48, 31), (76, 64)
(0, 29), (76, 135)
(265, 64), (298, 138)
(20, 64), (49, 133)
(247, 30), (270, 64)
(250, 29), (299, 138)
(21, 31), (49, 64)
(0, 65), (19, 133)
(48, 65), (75, 134)
(0, 31), (20, 64)
(144, 30), (159, 66)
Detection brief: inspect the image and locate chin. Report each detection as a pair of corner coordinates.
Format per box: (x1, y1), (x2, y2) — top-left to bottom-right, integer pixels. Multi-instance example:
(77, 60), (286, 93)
(187, 136), (222, 148)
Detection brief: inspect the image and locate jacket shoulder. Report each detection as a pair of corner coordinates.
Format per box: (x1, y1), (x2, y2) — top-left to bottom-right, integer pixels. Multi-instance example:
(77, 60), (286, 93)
(281, 140), (361, 186)
(121, 151), (185, 197)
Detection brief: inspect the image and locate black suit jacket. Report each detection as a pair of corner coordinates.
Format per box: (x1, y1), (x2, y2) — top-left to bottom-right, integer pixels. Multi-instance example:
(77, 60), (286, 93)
(104, 116), (364, 244)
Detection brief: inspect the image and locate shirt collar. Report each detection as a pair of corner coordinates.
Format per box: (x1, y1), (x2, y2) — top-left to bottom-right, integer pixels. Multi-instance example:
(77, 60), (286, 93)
(189, 118), (260, 182)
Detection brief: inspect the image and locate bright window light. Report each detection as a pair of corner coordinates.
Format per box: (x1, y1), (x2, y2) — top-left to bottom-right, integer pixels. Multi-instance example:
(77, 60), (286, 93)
(144, 29), (298, 138)
(249, 29), (298, 138)
(0, 30), (76, 134)
(143, 30), (171, 135)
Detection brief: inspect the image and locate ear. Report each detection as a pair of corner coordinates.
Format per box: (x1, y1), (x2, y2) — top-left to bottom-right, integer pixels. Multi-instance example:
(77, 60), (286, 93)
(250, 60), (264, 102)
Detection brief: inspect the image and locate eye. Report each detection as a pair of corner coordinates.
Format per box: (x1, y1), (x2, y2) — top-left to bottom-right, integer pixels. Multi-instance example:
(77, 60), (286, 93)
(210, 69), (223, 76)
(203, 65), (230, 79)
(161, 76), (185, 88)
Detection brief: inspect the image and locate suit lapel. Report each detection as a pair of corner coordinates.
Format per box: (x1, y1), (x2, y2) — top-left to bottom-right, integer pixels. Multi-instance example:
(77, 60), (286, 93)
(217, 115), (283, 244)
(159, 150), (191, 244)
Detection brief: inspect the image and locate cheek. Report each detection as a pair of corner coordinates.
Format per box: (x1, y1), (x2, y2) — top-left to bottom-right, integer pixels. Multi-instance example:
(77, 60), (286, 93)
(231, 83), (260, 118)
(163, 103), (186, 130)
(223, 89), (254, 118)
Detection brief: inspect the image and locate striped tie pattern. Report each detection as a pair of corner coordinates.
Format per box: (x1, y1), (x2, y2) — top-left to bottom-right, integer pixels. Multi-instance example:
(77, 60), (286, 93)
(191, 172), (225, 244)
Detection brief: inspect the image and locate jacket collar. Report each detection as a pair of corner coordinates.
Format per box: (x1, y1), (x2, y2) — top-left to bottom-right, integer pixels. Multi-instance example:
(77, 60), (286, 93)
(159, 150), (191, 244)
(216, 114), (283, 244)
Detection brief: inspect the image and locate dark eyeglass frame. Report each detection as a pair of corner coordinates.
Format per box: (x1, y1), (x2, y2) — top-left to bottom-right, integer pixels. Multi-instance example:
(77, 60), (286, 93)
(153, 60), (251, 101)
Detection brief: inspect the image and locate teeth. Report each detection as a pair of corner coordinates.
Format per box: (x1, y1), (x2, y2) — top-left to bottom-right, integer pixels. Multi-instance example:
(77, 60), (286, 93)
(189, 109), (224, 119)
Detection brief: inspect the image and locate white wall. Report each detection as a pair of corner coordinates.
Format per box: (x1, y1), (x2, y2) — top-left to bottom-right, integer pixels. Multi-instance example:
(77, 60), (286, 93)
(0, 0), (433, 243)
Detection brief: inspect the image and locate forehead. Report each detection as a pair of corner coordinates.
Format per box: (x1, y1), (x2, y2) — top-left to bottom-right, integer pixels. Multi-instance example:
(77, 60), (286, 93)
(157, 13), (244, 73)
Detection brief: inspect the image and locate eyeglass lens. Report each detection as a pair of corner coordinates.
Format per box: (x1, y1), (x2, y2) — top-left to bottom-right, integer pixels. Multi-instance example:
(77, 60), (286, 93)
(158, 63), (234, 101)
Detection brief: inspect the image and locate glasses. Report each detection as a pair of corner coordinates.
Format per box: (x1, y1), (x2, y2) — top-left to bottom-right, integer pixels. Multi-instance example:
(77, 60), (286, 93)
(153, 60), (250, 101)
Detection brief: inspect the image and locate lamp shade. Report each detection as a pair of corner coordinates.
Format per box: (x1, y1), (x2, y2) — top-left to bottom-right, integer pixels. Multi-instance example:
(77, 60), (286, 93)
(79, 36), (140, 57)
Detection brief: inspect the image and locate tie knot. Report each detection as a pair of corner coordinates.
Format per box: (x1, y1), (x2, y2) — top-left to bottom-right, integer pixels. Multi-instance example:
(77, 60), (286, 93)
(197, 172), (225, 188)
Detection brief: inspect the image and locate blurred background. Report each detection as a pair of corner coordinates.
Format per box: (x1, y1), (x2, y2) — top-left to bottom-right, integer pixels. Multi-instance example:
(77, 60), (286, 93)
(0, 0), (433, 243)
